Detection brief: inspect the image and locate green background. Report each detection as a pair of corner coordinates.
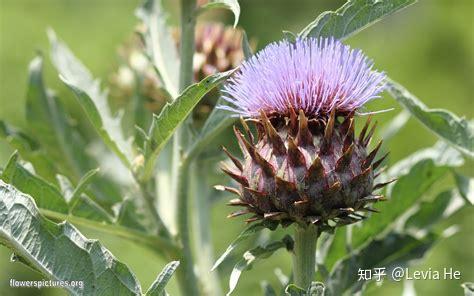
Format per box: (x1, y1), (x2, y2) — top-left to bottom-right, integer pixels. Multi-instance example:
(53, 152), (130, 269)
(0, 0), (472, 295)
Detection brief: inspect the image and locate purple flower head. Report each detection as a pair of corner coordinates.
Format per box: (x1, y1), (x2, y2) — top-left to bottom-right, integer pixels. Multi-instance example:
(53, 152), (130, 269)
(221, 37), (386, 118)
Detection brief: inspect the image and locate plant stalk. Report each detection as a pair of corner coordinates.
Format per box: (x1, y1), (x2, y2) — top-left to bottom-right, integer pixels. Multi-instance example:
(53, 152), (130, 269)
(292, 224), (319, 290)
(175, 0), (198, 295)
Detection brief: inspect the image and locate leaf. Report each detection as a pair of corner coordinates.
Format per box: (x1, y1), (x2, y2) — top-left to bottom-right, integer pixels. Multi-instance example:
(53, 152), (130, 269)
(115, 198), (148, 232)
(136, 0), (179, 97)
(386, 79), (474, 157)
(352, 142), (462, 249)
(228, 239), (288, 295)
(454, 173), (474, 205)
(1, 154), (171, 252)
(200, 0), (240, 27)
(0, 120), (57, 182)
(48, 30), (133, 168)
(242, 31), (253, 59)
(1, 152), (68, 214)
(299, 0), (416, 40)
(327, 232), (439, 295)
(0, 180), (142, 295)
(142, 71), (234, 180)
(404, 190), (465, 232)
(145, 261), (180, 296)
(212, 220), (278, 271)
(462, 283), (474, 296)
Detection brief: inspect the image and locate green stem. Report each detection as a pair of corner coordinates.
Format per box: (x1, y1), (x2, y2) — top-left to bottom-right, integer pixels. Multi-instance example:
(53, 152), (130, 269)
(292, 224), (319, 290)
(190, 161), (223, 296)
(175, 0), (198, 295)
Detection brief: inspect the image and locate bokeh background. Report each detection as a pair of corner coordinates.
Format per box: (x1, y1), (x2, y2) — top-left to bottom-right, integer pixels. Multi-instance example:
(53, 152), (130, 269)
(0, 0), (472, 295)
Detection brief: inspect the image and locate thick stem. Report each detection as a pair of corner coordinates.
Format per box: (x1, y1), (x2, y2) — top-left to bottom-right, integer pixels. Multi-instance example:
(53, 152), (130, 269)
(174, 0), (198, 295)
(292, 224), (319, 290)
(190, 161), (223, 296)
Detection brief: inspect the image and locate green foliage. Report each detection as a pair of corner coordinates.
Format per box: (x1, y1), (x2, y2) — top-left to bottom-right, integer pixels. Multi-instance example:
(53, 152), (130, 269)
(137, 0), (180, 97)
(49, 30), (134, 169)
(228, 236), (292, 295)
(199, 0), (240, 27)
(212, 220), (278, 271)
(142, 70), (234, 180)
(387, 79), (474, 157)
(145, 261), (180, 296)
(0, 180), (142, 295)
(299, 0), (416, 40)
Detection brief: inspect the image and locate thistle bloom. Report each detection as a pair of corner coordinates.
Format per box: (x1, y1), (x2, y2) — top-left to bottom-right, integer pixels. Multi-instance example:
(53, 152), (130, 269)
(218, 38), (391, 230)
(221, 38), (385, 118)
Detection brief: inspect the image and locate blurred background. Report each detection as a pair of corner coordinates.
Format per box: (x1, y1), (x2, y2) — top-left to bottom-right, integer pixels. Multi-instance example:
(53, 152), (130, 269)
(0, 0), (472, 295)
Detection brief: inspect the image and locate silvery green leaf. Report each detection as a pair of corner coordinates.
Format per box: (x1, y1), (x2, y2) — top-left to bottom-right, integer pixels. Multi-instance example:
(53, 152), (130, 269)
(142, 71), (234, 181)
(200, 0), (240, 27)
(454, 173), (474, 205)
(0, 180), (142, 295)
(136, 0), (179, 97)
(462, 283), (474, 296)
(212, 220), (278, 271)
(145, 261), (180, 296)
(387, 79), (474, 158)
(327, 232), (438, 296)
(299, 0), (416, 40)
(352, 142), (462, 249)
(1, 152), (68, 214)
(228, 239), (288, 295)
(48, 30), (134, 168)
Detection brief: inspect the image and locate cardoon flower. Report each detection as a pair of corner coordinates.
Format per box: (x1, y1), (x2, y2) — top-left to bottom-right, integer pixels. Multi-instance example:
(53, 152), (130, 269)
(218, 38), (392, 230)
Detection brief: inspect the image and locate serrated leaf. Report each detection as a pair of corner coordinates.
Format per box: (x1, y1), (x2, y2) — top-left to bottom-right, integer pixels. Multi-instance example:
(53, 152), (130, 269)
(352, 142), (462, 249)
(454, 173), (474, 205)
(200, 0), (240, 27)
(136, 0), (179, 97)
(299, 0), (416, 40)
(228, 240), (287, 295)
(1, 152), (68, 214)
(48, 30), (133, 168)
(145, 261), (180, 296)
(212, 220), (278, 271)
(142, 71), (234, 180)
(386, 79), (474, 157)
(327, 232), (438, 295)
(0, 180), (142, 295)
